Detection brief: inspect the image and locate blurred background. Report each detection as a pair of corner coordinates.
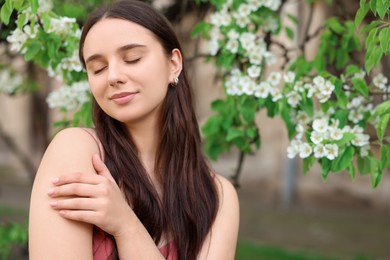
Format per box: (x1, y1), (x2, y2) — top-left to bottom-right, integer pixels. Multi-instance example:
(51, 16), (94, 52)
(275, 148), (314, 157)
(1, 0), (390, 259)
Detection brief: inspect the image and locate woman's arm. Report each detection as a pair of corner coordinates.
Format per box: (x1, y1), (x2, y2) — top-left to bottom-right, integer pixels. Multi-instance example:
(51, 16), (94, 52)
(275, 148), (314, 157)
(198, 175), (240, 260)
(29, 128), (100, 260)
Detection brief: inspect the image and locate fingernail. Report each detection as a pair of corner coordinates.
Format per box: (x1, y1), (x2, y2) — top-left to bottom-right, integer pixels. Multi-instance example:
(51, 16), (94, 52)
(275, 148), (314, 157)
(47, 188), (54, 195)
(50, 201), (57, 207)
(52, 177), (59, 183)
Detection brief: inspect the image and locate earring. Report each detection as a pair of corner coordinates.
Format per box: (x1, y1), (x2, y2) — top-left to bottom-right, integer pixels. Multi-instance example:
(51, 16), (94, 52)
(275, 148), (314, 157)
(171, 77), (179, 87)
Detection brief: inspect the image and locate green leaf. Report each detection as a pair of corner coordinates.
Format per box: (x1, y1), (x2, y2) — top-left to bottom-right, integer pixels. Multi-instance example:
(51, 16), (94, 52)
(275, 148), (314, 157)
(371, 99), (390, 119)
(300, 95), (314, 117)
(334, 132), (356, 147)
(0, 2), (12, 25)
(378, 28), (390, 53)
(345, 65), (361, 76)
(16, 13), (28, 30)
(321, 158), (331, 181)
(303, 156), (315, 175)
(376, 0), (388, 19)
(191, 21), (212, 38)
(285, 26), (294, 40)
(280, 100), (296, 139)
(29, 0), (39, 13)
(239, 98), (257, 123)
(287, 13), (298, 25)
(202, 115), (223, 136)
(370, 0), (377, 14)
(357, 155), (371, 175)
(326, 17), (344, 34)
(377, 113), (390, 143)
(355, 2), (370, 27)
(348, 164), (356, 180)
(226, 128), (245, 142)
(331, 146), (355, 172)
(351, 78), (369, 97)
(380, 145), (390, 169)
(24, 40), (42, 61)
(369, 157), (382, 188)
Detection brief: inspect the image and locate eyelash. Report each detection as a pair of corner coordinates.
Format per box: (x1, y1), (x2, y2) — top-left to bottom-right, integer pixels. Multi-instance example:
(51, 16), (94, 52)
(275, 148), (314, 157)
(92, 58), (141, 75)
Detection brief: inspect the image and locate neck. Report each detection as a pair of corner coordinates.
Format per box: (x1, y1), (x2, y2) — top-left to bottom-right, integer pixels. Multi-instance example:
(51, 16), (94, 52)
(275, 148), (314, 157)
(125, 116), (159, 175)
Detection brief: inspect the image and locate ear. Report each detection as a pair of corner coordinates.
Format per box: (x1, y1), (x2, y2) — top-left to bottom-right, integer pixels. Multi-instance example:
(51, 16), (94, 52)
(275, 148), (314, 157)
(169, 48), (183, 83)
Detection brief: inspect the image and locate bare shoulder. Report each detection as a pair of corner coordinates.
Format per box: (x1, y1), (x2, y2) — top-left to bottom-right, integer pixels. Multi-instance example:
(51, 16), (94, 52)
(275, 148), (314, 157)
(29, 127), (99, 259)
(198, 173), (239, 259)
(213, 174), (239, 208)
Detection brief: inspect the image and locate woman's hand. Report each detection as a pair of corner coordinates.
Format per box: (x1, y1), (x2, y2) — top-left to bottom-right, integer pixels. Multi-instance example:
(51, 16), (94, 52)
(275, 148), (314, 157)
(47, 154), (133, 237)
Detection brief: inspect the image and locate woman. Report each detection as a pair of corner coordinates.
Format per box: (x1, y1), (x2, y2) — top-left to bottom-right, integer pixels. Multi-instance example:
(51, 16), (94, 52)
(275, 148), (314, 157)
(28, 1), (239, 259)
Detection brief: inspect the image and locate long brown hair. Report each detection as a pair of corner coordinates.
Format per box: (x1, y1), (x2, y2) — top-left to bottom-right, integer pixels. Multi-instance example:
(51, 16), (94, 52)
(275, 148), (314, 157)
(79, 1), (219, 259)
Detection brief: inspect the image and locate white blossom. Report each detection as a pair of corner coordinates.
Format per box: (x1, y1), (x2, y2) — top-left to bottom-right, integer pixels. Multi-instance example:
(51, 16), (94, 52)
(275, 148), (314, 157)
(299, 142), (313, 158)
(295, 110), (310, 125)
(247, 65), (261, 78)
(237, 4), (252, 17)
(287, 139), (301, 158)
(6, 28), (28, 53)
(284, 71), (295, 83)
(240, 32), (256, 50)
(0, 69), (23, 94)
(268, 72), (282, 86)
(263, 15), (279, 32)
(351, 133), (370, 147)
(373, 73), (388, 90)
(46, 17), (77, 35)
(227, 29), (240, 40)
(325, 144), (339, 160)
(264, 0), (281, 11)
(263, 51), (277, 65)
(348, 109), (363, 123)
(46, 81), (90, 110)
(353, 70), (366, 79)
(320, 80), (334, 96)
(254, 81), (271, 98)
(314, 144), (327, 158)
(286, 91), (301, 107)
(208, 40), (219, 56)
(226, 39), (239, 53)
(248, 46), (264, 65)
(312, 118), (328, 133)
(270, 87), (282, 101)
(310, 131), (324, 145)
(329, 127), (343, 140)
(294, 81), (305, 92)
(313, 76), (325, 87)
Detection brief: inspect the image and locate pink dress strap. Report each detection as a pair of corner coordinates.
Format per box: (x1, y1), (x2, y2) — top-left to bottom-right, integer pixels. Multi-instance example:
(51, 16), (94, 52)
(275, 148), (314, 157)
(80, 128), (103, 159)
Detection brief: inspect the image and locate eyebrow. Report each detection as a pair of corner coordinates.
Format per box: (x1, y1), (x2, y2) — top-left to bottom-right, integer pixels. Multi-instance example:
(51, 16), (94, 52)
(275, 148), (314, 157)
(85, 43), (147, 64)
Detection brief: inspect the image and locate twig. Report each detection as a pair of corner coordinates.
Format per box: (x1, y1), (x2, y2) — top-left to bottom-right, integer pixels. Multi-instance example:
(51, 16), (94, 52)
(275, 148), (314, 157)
(230, 151), (246, 189)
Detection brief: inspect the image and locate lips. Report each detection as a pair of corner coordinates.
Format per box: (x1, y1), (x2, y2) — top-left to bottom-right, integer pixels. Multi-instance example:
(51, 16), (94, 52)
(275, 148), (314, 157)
(109, 91), (138, 104)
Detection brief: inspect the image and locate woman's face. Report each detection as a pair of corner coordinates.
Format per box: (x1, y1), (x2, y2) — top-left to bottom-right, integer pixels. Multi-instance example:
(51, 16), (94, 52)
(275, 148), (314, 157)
(83, 18), (181, 125)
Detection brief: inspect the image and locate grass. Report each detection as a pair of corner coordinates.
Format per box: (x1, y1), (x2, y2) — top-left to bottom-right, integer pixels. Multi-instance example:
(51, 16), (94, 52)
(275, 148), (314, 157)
(235, 241), (377, 260)
(236, 240), (338, 260)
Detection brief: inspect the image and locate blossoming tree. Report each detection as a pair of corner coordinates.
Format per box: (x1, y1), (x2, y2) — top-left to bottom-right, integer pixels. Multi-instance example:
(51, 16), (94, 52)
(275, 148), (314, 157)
(0, 0), (389, 189)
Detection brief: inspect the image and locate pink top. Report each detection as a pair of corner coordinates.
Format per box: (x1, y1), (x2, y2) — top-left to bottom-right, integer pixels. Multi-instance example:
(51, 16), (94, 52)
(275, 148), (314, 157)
(93, 227), (177, 259)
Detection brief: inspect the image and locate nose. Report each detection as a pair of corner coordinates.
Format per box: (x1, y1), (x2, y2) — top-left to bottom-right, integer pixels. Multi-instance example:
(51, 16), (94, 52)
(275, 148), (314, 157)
(107, 61), (127, 87)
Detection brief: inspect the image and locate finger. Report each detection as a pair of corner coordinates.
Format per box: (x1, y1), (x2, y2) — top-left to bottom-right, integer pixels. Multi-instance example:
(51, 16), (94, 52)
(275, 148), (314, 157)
(52, 172), (102, 186)
(92, 154), (115, 182)
(50, 198), (97, 211)
(48, 183), (97, 198)
(58, 210), (99, 226)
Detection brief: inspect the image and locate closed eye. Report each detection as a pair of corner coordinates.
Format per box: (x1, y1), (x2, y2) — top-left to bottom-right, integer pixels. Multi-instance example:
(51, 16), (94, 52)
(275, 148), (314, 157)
(93, 66), (107, 75)
(125, 58), (141, 64)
